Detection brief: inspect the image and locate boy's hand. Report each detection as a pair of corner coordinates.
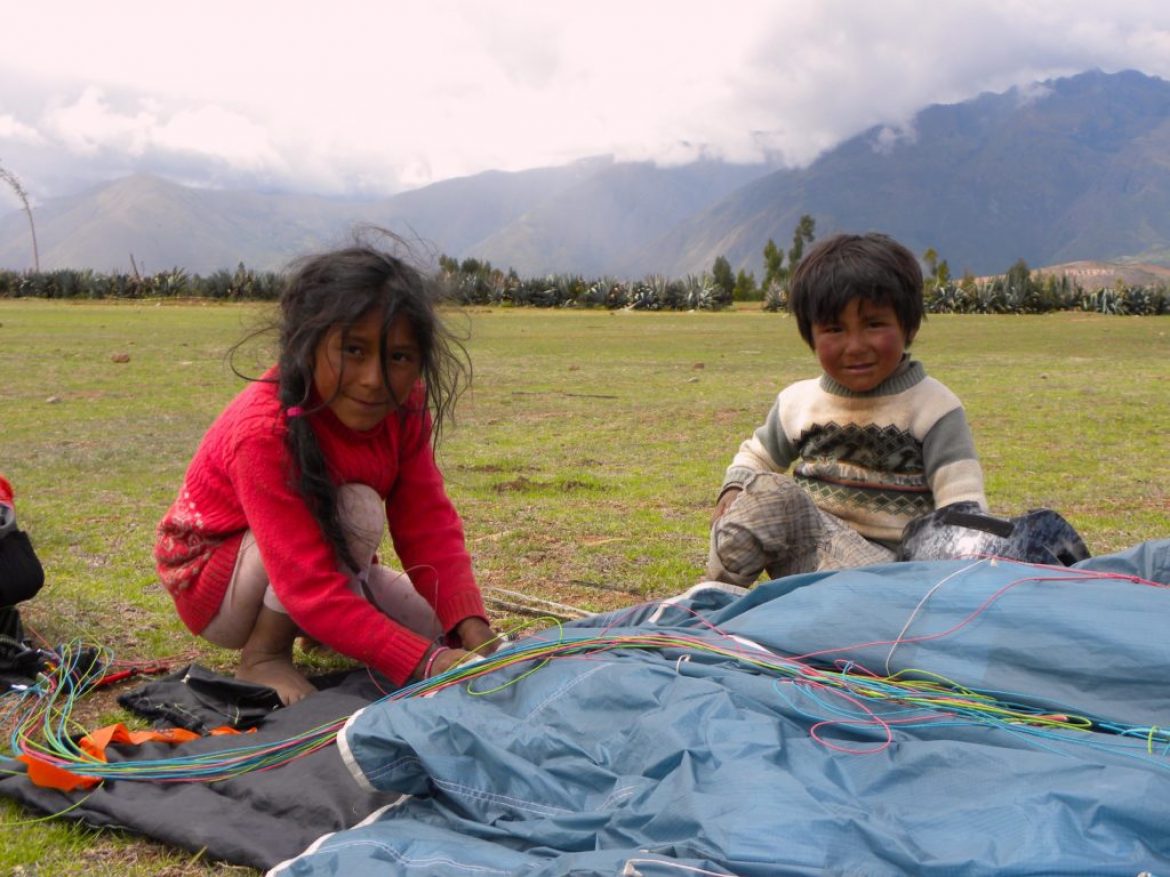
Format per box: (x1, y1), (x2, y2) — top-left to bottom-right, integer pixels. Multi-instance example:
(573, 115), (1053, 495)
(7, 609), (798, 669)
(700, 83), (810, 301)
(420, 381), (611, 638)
(711, 488), (743, 525)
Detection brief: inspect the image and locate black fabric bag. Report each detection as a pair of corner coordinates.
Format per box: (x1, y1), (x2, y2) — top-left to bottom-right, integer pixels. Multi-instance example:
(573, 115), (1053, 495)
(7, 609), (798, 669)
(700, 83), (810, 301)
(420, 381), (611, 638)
(0, 604), (22, 643)
(897, 502), (1091, 566)
(0, 528), (43, 687)
(0, 631), (49, 691)
(0, 529), (45, 607)
(118, 663), (284, 732)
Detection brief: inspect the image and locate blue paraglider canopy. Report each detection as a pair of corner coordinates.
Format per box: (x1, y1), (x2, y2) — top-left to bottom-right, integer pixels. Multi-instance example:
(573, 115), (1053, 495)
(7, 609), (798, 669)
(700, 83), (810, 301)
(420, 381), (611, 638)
(274, 540), (1170, 877)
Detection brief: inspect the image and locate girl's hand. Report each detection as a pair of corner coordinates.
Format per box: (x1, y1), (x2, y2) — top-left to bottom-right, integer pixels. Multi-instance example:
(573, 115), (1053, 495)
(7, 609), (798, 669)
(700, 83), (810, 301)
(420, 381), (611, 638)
(412, 644), (471, 681)
(454, 616), (498, 655)
(410, 617), (498, 682)
(428, 647), (473, 678)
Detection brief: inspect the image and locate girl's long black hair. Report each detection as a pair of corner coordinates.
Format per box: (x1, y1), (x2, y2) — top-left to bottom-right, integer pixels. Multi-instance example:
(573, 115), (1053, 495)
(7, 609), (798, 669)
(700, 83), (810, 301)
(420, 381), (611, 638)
(231, 237), (470, 571)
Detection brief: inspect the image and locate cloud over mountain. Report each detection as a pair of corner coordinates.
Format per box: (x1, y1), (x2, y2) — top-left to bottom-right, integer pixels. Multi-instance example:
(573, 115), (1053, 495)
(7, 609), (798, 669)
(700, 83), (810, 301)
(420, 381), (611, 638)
(2, 71), (1169, 279)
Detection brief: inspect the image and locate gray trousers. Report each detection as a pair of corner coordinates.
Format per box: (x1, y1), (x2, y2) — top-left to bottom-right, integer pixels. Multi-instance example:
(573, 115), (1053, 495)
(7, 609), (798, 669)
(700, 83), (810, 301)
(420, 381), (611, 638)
(706, 472), (894, 586)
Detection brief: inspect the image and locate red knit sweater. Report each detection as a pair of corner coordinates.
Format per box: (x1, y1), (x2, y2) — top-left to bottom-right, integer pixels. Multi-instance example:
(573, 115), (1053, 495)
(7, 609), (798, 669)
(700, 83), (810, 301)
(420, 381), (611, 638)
(154, 372), (487, 685)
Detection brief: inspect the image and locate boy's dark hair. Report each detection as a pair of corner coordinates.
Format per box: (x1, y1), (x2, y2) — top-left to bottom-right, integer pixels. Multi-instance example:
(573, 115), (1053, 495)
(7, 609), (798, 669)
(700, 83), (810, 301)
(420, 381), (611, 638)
(788, 232), (924, 348)
(232, 235), (470, 571)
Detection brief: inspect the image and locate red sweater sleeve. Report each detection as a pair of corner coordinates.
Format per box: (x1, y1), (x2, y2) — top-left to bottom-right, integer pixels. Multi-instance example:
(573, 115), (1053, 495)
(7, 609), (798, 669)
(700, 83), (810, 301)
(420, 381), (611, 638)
(385, 409), (486, 634)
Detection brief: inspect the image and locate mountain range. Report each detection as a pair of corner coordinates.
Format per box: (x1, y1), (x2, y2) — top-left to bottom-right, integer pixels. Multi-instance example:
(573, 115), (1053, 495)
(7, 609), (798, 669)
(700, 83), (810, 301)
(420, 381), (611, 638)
(2, 68), (1169, 280)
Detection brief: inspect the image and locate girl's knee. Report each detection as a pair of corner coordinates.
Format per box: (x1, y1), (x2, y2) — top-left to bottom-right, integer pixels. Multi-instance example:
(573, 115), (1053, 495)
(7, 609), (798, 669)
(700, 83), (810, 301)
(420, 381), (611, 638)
(364, 564), (442, 638)
(337, 484), (385, 566)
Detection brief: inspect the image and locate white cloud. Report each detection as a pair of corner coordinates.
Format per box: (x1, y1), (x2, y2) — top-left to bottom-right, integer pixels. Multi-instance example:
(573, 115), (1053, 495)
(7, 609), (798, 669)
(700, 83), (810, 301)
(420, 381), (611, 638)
(0, 114), (43, 144)
(1, 0), (1169, 198)
(42, 87), (155, 156)
(872, 123), (917, 156)
(1014, 82), (1055, 107)
(152, 106), (285, 173)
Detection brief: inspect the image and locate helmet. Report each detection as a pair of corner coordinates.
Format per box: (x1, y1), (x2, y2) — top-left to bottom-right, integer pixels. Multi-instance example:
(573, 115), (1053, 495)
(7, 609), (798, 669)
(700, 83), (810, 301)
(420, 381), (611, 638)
(897, 502), (1090, 566)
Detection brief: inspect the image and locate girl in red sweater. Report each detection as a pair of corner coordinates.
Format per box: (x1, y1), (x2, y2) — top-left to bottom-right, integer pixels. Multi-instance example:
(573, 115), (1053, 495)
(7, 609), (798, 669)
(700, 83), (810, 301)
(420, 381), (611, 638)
(155, 244), (494, 704)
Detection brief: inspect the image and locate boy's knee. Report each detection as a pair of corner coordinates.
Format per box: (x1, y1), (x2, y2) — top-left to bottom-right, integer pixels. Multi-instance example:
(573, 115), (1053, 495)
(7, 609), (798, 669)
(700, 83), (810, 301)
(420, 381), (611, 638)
(724, 472), (818, 538)
(707, 473), (823, 583)
(707, 519), (768, 586)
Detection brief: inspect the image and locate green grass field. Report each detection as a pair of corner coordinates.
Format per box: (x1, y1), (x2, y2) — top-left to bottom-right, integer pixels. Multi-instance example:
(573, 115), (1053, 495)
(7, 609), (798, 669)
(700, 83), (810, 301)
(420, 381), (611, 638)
(1, 300), (1168, 874)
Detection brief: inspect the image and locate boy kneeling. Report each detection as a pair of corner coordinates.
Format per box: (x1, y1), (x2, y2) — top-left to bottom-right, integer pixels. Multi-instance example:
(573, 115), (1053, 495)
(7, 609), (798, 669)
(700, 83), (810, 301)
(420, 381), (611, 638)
(708, 233), (987, 585)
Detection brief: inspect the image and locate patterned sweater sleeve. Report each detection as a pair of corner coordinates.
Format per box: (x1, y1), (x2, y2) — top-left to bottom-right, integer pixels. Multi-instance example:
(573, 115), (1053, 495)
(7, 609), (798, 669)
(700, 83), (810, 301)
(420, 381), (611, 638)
(921, 403), (988, 510)
(722, 390), (799, 493)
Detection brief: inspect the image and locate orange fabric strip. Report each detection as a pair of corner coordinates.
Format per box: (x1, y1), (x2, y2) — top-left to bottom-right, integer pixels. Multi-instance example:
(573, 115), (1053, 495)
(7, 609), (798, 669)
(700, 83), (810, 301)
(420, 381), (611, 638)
(16, 755), (100, 792)
(20, 723), (226, 790)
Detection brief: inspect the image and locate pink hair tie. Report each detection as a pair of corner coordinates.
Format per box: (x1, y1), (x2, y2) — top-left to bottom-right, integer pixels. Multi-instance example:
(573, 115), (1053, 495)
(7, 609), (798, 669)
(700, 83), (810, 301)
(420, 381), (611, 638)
(286, 406), (305, 419)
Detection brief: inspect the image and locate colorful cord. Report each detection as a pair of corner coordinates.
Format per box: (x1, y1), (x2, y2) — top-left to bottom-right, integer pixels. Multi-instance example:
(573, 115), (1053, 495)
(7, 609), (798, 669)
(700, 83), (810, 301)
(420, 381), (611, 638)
(4, 562), (1169, 787)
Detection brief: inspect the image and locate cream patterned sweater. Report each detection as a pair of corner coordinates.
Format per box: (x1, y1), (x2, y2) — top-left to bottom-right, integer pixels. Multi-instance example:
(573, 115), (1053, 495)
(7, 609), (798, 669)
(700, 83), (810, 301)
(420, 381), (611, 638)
(722, 359), (987, 544)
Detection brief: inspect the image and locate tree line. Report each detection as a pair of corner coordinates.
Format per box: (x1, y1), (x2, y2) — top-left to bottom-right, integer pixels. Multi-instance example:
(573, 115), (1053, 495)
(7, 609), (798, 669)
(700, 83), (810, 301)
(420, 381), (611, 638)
(1, 228), (1167, 315)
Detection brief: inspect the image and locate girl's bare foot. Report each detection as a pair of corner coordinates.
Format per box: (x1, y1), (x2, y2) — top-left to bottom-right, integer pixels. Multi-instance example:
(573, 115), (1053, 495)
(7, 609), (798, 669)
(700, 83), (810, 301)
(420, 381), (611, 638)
(238, 605), (317, 705)
(237, 654), (316, 705)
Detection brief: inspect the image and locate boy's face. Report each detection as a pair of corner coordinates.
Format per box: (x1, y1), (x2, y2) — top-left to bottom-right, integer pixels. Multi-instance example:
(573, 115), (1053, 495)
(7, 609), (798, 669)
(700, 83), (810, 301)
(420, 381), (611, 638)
(810, 298), (913, 393)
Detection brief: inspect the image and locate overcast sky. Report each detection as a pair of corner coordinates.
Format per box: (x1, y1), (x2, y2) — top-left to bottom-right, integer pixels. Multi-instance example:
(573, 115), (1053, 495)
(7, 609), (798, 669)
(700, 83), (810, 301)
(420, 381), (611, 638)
(2, 0), (1169, 207)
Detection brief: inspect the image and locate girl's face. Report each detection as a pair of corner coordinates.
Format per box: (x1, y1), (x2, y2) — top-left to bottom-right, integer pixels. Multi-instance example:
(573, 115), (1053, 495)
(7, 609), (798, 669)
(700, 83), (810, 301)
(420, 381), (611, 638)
(312, 309), (421, 431)
(810, 297), (913, 393)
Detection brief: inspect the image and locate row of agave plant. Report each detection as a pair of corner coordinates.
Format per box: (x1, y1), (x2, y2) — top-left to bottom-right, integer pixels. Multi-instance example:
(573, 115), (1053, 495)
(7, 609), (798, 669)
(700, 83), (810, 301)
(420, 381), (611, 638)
(1, 264), (1167, 315)
(0, 264), (729, 310)
(445, 268), (728, 310)
(921, 277), (1169, 315)
(0, 264), (282, 301)
(763, 274), (1170, 316)
(454, 271), (1169, 315)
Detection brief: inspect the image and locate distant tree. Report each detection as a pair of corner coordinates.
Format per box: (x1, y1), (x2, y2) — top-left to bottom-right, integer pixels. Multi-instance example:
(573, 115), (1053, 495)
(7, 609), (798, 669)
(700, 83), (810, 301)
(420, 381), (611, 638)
(438, 253), (460, 274)
(787, 214), (815, 273)
(733, 268), (760, 302)
(711, 255), (735, 301)
(762, 238), (784, 290)
(923, 247), (939, 279)
(762, 215), (816, 297)
(922, 247), (951, 292)
(0, 161), (39, 272)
